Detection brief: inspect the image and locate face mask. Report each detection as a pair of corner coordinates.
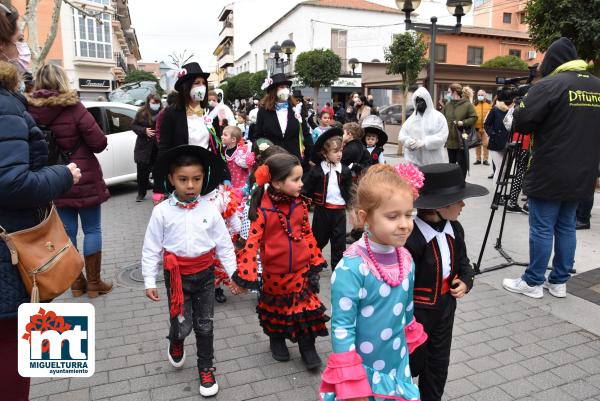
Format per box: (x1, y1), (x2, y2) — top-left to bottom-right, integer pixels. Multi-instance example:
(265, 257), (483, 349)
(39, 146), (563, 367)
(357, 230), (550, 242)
(190, 85), (206, 102)
(253, 99), (259, 105)
(477, 95), (485, 102)
(445, 92), (453, 101)
(208, 100), (217, 109)
(277, 87), (290, 102)
(149, 103), (160, 112)
(415, 97), (427, 114)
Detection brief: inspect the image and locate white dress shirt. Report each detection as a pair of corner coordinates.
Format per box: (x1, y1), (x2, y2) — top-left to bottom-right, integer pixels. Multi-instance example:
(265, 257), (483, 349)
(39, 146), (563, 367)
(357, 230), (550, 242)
(276, 107), (288, 135)
(414, 216), (455, 279)
(187, 115), (210, 148)
(321, 161), (345, 206)
(141, 196), (237, 289)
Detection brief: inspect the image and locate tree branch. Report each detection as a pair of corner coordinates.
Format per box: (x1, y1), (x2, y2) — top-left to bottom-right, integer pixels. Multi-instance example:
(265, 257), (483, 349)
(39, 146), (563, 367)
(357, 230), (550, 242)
(36, 0), (62, 71)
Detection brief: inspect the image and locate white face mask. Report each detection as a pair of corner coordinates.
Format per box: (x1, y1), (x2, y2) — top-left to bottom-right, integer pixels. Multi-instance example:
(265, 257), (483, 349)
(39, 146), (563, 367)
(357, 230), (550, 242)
(190, 85), (206, 102)
(149, 103), (160, 111)
(477, 95), (485, 102)
(208, 100), (217, 109)
(277, 87), (290, 102)
(253, 99), (259, 105)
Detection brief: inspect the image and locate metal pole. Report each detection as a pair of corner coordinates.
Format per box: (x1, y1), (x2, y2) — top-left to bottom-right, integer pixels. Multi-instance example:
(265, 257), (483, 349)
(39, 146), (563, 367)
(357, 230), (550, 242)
(429, 16), (437, 98)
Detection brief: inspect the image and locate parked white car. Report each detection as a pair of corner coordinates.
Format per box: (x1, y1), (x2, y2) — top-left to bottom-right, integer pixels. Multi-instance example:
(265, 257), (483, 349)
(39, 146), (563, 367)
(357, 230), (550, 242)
(83, 101), (139, 186)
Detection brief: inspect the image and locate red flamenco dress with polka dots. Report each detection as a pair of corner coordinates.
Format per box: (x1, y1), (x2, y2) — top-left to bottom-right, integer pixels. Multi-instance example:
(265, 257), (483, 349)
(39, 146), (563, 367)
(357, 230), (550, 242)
(232, 188), (329, 342)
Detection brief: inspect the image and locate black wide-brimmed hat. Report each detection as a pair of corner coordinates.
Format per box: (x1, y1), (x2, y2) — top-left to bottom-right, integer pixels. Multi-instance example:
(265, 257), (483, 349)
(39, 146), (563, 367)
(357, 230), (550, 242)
(311, 127), (343, 163)
(292, 89), (304, 99)
(154, 145), (226, 196)
(174, 62), (211, 92)
(361, 115), (388, 147)
(265, 73), (293, 92)
(414, 163), (489, 209)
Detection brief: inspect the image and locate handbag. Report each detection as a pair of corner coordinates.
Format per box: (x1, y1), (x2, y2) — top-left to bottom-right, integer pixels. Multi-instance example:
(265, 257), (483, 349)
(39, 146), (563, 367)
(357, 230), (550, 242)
(0, 204), (84, 302)
(463, 127), (481, 149)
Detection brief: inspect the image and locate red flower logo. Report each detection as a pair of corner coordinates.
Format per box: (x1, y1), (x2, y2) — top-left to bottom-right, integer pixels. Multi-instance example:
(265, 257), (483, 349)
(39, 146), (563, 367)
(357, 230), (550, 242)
(22, 307), (72, 353)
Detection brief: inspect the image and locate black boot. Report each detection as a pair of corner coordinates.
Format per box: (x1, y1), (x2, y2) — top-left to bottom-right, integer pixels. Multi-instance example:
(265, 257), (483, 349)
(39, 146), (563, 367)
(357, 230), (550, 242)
(298, 335), (321, 370)
(269, 335), (290, 362)
(215, 287), (227, 303)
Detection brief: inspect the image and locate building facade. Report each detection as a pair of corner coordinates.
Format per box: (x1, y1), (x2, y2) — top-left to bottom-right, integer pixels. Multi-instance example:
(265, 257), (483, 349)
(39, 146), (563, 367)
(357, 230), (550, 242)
(473, 0), (528, 32)
(213, 3), (234, 84)
(13, 0), (140, 100)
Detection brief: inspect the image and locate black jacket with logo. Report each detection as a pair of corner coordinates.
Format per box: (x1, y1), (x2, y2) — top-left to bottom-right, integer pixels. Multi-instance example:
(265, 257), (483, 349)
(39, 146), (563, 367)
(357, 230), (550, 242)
(514, 38), (600, 202)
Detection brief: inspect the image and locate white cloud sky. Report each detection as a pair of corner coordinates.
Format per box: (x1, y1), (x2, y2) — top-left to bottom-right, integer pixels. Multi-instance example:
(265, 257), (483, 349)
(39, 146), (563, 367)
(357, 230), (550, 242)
(128, 0), (469, 70)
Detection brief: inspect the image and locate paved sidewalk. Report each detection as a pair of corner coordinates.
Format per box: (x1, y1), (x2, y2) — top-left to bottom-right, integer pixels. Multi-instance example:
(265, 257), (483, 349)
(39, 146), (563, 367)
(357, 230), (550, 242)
(29, 146), (600, 401)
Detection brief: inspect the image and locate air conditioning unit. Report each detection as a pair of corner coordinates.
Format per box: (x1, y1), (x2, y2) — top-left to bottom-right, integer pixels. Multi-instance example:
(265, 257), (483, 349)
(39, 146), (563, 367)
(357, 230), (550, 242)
(527, 50), (537, 60)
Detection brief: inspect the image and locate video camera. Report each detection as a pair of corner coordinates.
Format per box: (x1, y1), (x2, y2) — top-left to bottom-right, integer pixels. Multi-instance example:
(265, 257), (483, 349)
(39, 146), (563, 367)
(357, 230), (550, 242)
(496, 63), (539, 102)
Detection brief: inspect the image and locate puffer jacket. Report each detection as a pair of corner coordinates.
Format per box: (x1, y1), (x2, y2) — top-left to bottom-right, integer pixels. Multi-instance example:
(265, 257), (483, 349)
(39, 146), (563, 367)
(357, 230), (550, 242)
(474, 100), (492, 130)
(27, 90), (110, 208)
(0, 87), (73, 319)
(442, 98), (478, 149)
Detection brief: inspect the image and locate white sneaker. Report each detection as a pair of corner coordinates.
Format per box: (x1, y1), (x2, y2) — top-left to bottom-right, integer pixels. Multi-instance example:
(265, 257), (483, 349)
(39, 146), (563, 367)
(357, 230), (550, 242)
(199, 368), (219, 397)
(167, 341), (186, 369)
(543, 280), (567, 298)
(502, 277), (543, 299)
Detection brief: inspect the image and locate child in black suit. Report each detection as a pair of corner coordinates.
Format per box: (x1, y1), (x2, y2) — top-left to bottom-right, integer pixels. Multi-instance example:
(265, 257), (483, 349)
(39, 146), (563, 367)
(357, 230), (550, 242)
(303, 128), (352, 268)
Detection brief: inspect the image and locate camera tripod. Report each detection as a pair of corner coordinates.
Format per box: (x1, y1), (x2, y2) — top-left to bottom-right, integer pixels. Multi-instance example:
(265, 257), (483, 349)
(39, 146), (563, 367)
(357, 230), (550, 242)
(474, 133), (529, 274)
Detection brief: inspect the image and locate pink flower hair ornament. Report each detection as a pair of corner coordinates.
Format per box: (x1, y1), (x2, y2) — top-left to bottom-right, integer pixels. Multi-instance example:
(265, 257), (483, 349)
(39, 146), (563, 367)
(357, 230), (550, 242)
(394, 163), (424, 200)
(178, 68), (187, 78)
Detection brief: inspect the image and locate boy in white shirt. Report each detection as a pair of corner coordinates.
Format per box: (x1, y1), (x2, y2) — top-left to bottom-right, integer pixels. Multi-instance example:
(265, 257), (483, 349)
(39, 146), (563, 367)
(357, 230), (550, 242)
(142, 145), (241, 397)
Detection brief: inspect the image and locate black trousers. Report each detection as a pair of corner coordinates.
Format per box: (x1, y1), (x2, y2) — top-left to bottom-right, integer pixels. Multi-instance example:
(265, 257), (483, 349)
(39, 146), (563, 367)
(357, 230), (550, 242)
(165, 267), (215, 369)
(312, 206), (346, 269)
(509, 150), (530, 205)
(577, 195), (595, 224)
(447, 149), (467, 178)
(410, 294), (457, 401)
(137, 162), (153, 197)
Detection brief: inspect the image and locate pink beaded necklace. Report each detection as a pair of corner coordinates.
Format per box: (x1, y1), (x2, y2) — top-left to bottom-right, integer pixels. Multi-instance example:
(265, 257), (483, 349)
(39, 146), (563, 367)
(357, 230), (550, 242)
(363, 233), (404, 287)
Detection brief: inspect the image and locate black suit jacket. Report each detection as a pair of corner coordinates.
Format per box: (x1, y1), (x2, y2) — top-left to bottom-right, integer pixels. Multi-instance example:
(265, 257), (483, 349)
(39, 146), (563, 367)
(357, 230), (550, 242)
(254, 105), (313, 164)
(341, 139), (371, 174)
(302, 163), (352, 206)
(404, 219), (475, 310)
(153, 105), (226, 193)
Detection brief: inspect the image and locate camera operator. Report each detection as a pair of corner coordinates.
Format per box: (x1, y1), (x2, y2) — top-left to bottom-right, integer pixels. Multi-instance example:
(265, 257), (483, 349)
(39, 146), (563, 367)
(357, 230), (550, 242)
(502, 37), (600, 299)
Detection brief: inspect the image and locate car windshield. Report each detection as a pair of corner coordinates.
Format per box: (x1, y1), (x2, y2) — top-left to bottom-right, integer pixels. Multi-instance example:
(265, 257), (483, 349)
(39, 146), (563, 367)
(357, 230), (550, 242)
(109, 82), (156, 105)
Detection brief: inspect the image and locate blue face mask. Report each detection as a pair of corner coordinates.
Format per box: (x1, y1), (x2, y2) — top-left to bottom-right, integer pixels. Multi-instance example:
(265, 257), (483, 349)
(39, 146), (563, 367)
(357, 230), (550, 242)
(149, 103), (160, 112)
(445, 92), (453, 101)
(18, 80), (25, 93)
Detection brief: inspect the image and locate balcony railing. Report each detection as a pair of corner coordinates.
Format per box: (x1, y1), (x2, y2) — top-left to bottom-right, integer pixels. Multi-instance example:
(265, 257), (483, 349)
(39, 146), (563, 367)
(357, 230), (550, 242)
(114, 52), (128, 73)
(339, 58), (360, 76)
(219, 20), (233, 36)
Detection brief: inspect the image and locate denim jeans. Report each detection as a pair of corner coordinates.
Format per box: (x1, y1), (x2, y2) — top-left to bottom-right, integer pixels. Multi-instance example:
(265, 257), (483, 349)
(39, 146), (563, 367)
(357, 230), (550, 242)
(522, 197), (577, 286)
(165, 267), (215, 369)
(57, 205), (102, 256)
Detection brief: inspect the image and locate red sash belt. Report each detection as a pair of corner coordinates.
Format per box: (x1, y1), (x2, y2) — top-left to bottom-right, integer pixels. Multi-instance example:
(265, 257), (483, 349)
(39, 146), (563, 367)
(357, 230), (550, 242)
(163, 249), (215, 318)
(324, 203), (346, 210)
(441, 277), (452, 294)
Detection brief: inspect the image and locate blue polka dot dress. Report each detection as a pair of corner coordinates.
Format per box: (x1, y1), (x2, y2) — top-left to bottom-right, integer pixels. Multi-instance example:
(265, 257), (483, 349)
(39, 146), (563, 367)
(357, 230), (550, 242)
(320, 240), (423, 401)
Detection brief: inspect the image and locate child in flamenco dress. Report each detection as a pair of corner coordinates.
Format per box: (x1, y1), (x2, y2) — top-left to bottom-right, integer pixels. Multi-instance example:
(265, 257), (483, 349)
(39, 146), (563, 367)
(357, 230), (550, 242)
(320, 163), (428, 401)
(230, 152), (330, 370)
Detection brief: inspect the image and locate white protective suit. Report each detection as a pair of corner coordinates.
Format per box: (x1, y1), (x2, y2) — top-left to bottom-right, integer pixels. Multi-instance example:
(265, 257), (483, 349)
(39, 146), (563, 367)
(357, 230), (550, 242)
(399, 87), (449, 166)
(207, 88), (236, 125)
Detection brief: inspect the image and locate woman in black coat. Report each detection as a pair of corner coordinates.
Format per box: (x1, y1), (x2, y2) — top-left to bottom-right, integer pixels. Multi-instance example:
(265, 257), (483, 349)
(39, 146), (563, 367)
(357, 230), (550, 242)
(132, 93), (162, 201)
(153, 62), (226, 199)
(254, 73), (313, 168)
(484, 96), (511, 183)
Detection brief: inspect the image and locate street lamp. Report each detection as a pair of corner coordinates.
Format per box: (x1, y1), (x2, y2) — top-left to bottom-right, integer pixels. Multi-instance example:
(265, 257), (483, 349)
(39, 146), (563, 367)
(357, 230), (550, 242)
(348, 58), (359, 76)
(269, 39), (296, 75)
(395, 0), (472, 97)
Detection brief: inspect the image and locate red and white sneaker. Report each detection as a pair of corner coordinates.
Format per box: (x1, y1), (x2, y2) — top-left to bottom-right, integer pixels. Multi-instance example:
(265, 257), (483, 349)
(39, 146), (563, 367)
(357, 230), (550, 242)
(199, 367), (219, 397)
(167, 340), (185, 368)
